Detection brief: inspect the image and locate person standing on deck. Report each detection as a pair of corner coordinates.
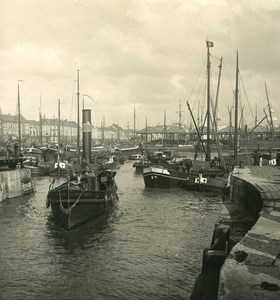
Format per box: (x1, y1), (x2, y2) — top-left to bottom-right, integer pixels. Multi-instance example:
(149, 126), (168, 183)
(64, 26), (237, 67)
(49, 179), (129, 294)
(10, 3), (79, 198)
(253, 150), (261, 166)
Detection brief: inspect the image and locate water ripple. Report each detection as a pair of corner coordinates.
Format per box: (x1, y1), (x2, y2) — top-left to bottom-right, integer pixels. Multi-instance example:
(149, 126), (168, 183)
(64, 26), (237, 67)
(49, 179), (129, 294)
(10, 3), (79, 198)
(0, 162), (223, 299)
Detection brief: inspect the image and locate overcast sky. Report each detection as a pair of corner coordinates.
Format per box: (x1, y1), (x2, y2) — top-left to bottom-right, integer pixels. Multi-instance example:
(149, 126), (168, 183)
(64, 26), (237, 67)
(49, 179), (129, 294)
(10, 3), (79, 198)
(1, 0), (280, 129)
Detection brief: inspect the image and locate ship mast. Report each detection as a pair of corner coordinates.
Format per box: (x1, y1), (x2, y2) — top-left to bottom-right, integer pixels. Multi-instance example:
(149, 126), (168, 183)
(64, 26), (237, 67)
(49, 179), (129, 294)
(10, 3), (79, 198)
(145, 118), (148, 155)
(234, 50), (239, 162)
(57, 99), (61, 176)
(163, 110), (166, 152)
(265, 82), (275, 140)
(214, 57), (223, 126)
(133, 105), (136, 145)
(39, 95), (43, 147)
(58, 99), (61, 155)
(206, 40), (213, 162)
(17, 81), (22, 150)
(77, 70), (81, 165)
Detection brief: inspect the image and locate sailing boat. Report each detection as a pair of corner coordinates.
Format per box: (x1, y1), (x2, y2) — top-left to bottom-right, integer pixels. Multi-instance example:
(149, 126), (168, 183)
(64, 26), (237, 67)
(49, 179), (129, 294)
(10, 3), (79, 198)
(142, 111), (191, 188)
(46, 71), (119, 230)
(185, 41), (230, 192)
(23, 96), (55, 175)
(133, 117), (151, 174)
(47, 99), (72, 176)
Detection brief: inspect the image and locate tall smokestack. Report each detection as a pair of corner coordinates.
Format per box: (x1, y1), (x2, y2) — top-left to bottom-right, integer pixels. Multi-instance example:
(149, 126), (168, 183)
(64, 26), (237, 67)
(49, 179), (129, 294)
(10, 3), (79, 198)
(82, 109), (92, 163)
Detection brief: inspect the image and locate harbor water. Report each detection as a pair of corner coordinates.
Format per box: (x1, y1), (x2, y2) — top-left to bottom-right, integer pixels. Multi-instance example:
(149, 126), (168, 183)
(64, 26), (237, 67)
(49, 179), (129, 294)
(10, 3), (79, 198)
(0, 162), (223, 300)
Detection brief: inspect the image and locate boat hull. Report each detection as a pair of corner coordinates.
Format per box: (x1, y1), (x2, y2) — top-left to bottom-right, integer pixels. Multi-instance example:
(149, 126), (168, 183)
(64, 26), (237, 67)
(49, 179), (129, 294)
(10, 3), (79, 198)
(24, 165), (49, 176)
(133, 161), (151, 174)
(202, 176), (227, 192)
(48, 185), (118, 230)
(143, 166), (190, 188)
(185, 174), (227, 193)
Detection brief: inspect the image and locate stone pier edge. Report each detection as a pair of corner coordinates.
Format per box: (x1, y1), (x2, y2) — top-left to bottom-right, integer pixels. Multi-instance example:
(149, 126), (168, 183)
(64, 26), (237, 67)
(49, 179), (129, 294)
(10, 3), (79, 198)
(218, 166), (280, 300)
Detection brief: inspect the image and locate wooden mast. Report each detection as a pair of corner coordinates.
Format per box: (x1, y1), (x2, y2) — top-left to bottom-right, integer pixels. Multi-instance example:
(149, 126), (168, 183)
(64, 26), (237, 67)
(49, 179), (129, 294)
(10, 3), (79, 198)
(39, 95), (43, 147)
(77, 70), (81, 165)
(206, 40), (213, 162)
(265, 82), (275, 140)
(187, 101), (207, 157)
(212, 56), (226, 170)
(255, 104), (258, 126)
(234, 50), (239, 162)
(163, 110), (166, 152)
(57, 99), (61, 176)
(214, 57), (223, 125)
(58, 99), (61, 153)
(133, 105), (136, 145)
(228, 106), (233, 149)
(145, 118), (148, 155)
(17, 81), (21, 151)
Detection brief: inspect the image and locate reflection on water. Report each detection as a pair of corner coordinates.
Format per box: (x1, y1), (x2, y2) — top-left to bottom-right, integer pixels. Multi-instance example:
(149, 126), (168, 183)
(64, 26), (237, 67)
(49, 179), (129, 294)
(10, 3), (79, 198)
(0, 162), (223, 300)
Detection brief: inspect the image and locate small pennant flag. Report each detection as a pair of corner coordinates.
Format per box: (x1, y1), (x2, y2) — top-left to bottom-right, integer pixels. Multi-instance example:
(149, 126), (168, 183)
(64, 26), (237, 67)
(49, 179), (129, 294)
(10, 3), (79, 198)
(206, 40), (214, 47)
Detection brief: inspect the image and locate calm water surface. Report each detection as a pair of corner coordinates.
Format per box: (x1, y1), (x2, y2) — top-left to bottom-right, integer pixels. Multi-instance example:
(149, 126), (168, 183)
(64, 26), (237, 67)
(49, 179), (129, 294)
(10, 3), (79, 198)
(0, 162), (223, 300)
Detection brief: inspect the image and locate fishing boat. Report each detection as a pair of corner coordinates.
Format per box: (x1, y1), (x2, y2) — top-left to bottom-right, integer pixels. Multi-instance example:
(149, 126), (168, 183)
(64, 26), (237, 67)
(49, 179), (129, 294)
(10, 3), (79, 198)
(142, 164), (190, 188)
(133, 151), (173, 174)
(23, 156), (50, 176)
(129, 153), (142, 160)
(46, 164), (118, 230)
(141, 111), (191, 187)
(132, 118), (151, 173)
(120, 145), (140, 153)
(46, 71), (118, 230)
(23, 147), (47, 175)
(133, 159), (151, 174)
(47, 160), (72, 176)
(187, 163), (227, 192)
(46, 100), (73, 177)
(185, 41), (230, 192)
(119, 145), (140, 160)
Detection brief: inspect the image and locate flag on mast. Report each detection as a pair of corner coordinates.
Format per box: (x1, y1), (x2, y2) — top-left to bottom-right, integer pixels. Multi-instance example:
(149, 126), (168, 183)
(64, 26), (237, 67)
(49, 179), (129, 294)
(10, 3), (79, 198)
(206, 40), (214, 47)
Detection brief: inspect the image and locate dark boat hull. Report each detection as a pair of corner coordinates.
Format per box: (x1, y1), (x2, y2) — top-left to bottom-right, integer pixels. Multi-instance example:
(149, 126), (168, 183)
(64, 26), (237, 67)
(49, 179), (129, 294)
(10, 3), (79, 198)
(186, 175), (227, 192)
(24, 165), (49, 176)
(133, 161), (151, 174)
(200, 176), (227, 192)
(47, 184), (118, 230)
(48, 168), (71, 177)
(143, 166), (190, 188)
(120, 146), (139, 156)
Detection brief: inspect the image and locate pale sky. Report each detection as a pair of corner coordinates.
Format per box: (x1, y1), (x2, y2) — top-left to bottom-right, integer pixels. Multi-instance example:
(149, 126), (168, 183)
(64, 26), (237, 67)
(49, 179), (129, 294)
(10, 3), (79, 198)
(1, 0), (280, 130)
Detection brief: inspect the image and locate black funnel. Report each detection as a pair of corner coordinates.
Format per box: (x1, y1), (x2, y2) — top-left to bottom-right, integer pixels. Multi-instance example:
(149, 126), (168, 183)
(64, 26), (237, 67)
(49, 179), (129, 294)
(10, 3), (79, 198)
(82, 109), (92, 163)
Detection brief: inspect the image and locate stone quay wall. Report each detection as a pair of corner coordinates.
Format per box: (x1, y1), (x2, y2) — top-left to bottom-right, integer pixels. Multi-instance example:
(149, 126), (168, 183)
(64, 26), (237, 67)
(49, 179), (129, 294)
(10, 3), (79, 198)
(218, 165), (280, 300)
(0, 168), (34, 201)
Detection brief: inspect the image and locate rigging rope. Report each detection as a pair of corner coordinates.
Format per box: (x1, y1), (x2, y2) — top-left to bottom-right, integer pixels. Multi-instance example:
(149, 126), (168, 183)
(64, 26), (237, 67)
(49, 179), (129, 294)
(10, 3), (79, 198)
(70, 79), (76, 122)
(223, 60), (235, 95)
(59, 188), (84, 216)
(239, 72), (255, 124)
(187, 57), (207, 108)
